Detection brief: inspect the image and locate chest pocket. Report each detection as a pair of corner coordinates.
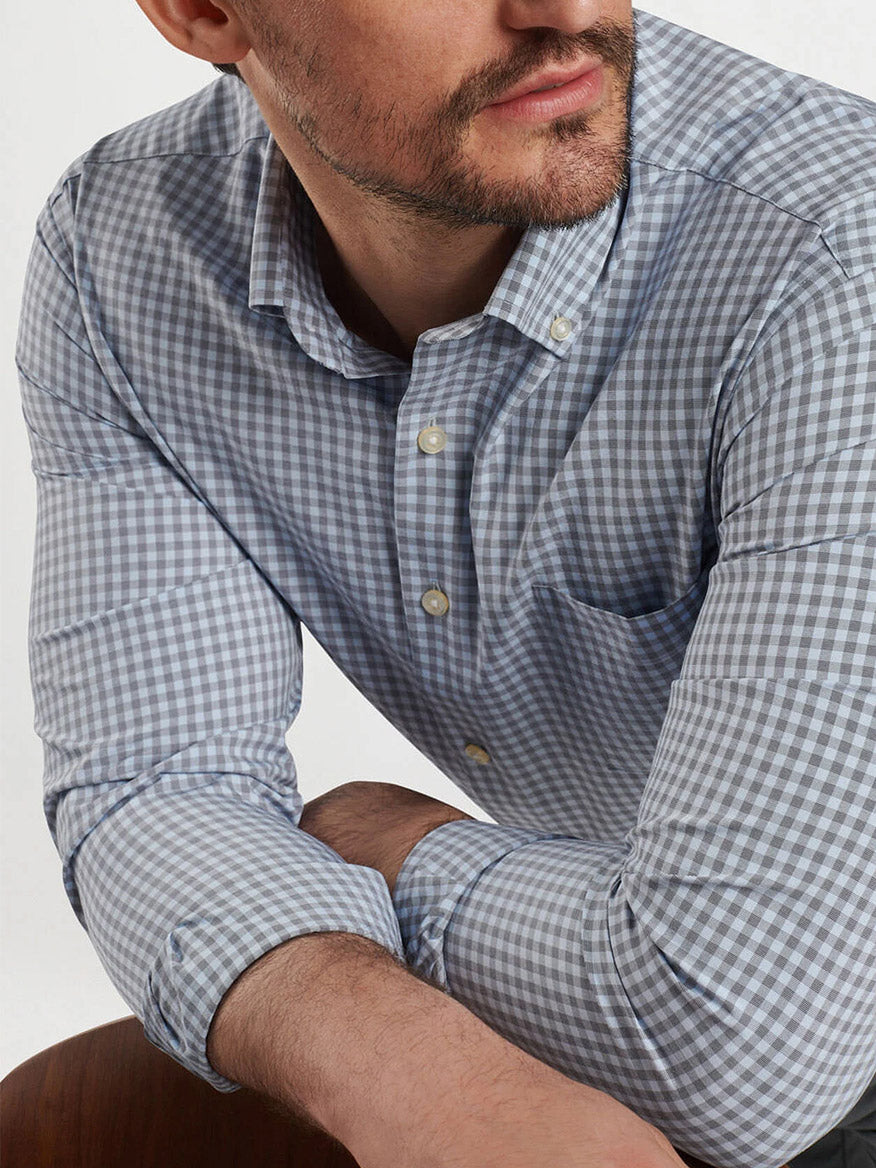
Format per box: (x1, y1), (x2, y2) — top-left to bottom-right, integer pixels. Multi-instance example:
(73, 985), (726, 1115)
(528, 571), (710, 774)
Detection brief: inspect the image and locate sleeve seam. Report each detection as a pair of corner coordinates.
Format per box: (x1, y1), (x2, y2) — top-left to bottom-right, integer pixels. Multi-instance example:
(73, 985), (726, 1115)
(720, 435), (876, 521)
(718, 321), (876, 480)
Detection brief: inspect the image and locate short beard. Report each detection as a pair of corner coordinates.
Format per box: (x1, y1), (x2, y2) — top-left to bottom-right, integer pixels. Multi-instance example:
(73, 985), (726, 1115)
(257, 15), (637, 231)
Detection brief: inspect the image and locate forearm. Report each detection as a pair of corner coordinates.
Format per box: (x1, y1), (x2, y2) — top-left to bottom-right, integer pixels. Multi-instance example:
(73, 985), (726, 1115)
(204, 783), (704, 1168)
(297, 780), (476, 895)
(205, 929), (602, 1168)
(206, 930), (429, 1148)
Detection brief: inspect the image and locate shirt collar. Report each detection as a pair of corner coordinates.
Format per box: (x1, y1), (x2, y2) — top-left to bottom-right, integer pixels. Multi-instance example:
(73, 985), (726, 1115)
(248, 133), (292, 314)
(250, 136), (404, 377)
(479, 190), (626, 357)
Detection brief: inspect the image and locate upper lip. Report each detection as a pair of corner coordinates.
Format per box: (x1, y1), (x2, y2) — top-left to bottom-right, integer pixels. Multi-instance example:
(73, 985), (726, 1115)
(488, 59), (602, 106)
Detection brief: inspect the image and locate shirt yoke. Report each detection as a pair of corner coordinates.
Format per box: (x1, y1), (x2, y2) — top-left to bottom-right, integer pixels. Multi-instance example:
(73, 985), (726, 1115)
(630, 11), (876, 281)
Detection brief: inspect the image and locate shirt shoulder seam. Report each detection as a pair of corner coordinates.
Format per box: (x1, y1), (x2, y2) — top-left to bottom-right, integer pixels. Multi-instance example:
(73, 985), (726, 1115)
(60, 129), (271, 176)
(632, 153), (853, 279)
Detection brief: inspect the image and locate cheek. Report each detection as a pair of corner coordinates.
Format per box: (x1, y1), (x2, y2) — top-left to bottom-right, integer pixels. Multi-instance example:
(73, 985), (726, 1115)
(323, 5), (477, 111)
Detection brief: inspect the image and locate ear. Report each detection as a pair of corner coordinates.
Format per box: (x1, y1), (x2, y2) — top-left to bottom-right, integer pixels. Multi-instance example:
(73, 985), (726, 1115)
(134, 0), (251, 65)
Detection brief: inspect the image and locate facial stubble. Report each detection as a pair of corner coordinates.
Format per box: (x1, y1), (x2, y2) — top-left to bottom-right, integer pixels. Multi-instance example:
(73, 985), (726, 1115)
(249, 10), (638, 231)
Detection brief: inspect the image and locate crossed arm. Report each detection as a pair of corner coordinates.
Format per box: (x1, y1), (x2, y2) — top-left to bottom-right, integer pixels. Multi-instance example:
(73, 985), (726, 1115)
(210, 778), (706, 1168)
(238, 780), (774, 1168)
(19, 181), (873, 1168)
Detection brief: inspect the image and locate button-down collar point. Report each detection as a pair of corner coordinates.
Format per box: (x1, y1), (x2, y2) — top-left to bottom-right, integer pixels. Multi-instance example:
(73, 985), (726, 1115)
(550, 315), (573, 341)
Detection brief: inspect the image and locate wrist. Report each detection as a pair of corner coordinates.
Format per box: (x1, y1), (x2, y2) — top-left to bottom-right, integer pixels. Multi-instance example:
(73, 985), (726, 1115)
(299, 781), (476, 893)
(380, 806), (474, 895)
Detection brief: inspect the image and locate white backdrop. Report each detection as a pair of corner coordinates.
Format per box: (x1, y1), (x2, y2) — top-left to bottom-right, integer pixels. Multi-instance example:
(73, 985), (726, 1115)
(2, 0), (873, 1078)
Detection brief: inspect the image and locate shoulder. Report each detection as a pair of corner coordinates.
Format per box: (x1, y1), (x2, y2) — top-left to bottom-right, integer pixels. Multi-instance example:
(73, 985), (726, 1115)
(40, 75), (269, 227)
(630, 9), (876, 279)
(75, 73), (266, 168)
(31, 74), (272, 307)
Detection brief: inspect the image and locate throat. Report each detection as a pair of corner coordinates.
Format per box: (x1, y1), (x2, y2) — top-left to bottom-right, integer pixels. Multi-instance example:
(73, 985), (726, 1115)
(314, 217), (413, 364)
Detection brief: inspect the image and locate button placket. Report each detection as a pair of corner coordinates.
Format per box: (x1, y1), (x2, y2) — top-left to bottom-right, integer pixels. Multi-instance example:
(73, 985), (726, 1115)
(392, 346), (481, 685)
(416, 417), (450, 620)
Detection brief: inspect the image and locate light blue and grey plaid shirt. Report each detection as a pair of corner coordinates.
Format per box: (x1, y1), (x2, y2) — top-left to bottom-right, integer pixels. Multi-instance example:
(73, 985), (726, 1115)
(16, 9), (876, 1166)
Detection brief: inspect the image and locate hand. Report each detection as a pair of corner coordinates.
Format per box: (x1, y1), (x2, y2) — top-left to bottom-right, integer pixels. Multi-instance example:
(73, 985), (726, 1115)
(298, 780), (475, 894)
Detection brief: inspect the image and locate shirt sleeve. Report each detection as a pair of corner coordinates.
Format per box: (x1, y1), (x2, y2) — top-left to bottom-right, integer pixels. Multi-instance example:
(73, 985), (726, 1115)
(16, 182), (406, 1092)
(392, 285), (876, 1166)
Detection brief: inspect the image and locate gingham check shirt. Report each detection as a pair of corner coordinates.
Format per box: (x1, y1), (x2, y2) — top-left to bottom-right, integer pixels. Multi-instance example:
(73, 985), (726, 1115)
(16, 9), (876, 1165)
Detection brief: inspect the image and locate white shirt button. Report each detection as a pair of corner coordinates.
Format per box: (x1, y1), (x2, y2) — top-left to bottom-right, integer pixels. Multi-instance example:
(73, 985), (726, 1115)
(550, 315), (572, 341)
(417, 425), (447, 454)
(421, 588), (450, 616)
(463, 743), (491, 765)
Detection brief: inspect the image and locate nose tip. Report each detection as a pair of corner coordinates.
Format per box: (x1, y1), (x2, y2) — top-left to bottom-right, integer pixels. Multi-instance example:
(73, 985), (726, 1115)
(499, 0), (605, 36)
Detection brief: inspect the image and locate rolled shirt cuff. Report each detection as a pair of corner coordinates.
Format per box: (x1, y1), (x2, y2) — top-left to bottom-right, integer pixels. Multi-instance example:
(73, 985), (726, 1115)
(141, 851), (408, 1092)
(391, 818), (572, 989)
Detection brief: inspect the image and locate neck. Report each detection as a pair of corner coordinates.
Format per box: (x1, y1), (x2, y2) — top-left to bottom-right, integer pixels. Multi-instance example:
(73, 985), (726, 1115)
(311, 194), (524, 364)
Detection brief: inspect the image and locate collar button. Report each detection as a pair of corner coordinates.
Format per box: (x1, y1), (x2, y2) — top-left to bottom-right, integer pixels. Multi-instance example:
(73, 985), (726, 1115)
(550, 315), (572, 341)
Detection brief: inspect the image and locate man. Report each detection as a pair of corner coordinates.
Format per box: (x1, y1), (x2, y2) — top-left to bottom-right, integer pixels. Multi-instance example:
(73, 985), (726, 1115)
(15, 0), (875, 1163)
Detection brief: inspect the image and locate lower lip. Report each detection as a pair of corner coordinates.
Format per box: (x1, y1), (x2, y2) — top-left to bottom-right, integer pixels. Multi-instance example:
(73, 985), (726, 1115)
(484, 64), (605, 123)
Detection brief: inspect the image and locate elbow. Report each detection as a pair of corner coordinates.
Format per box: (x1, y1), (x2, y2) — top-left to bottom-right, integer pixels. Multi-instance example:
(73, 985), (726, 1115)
(697, 1074), (873, 1168)
(652, 1021), (876, 1168)
(606, 876), (876, 1168)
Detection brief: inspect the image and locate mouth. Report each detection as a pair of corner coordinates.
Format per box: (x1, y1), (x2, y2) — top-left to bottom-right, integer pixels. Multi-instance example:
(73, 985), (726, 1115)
(483, 61), (606, 123)
(486, 58), (604, 107)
